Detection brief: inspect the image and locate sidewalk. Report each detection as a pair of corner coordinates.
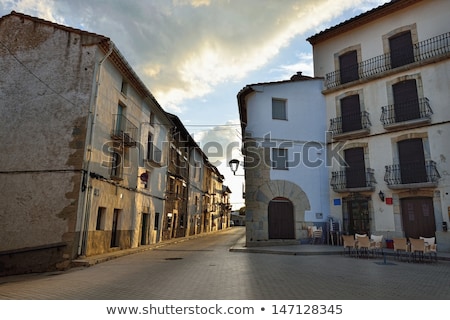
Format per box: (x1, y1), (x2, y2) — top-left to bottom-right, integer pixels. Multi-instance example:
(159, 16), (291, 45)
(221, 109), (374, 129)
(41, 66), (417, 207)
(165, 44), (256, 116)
(230, 235), (450, 261)
(73, 230), (450, 268)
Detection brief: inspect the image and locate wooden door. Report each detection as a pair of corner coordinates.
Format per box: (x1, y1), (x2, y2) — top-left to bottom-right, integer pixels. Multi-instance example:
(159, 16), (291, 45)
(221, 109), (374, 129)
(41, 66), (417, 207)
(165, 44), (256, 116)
(268, 198), (295, 239)
(401, 197), (435, 239)
(111, 209), (120, 247)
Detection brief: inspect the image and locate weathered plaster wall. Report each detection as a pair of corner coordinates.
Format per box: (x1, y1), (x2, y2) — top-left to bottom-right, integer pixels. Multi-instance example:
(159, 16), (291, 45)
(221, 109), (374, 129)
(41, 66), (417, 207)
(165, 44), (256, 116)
(0, 15), (97, 269)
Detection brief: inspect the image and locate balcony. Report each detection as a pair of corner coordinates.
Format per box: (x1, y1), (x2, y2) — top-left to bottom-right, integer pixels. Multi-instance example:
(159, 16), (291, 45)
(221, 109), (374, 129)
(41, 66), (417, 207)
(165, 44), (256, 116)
(329, 111), (371, 140)
(384, 160), (440, 189)
(380, 97), (433, 129)
(111, 114), (138, 147)
(330, 168), (376, 193)
(325, 32), (450, 89)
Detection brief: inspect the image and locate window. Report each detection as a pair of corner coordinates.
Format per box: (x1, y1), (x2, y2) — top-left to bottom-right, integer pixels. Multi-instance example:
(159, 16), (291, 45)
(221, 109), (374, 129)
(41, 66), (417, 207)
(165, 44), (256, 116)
(121, 80), (128, 95)
(111, 151), (122, 179)
(149, 112), (155, 126)
(272, 98), (287, 120)
(272, 148), (288, 170)
(147, 133), (153, 160)
(389, 31), (414, 68)
(341, 95), (362, 133)
(339, 50), (359, 84)
(195, 196), (199, 213)
(96, 207), (106, 230)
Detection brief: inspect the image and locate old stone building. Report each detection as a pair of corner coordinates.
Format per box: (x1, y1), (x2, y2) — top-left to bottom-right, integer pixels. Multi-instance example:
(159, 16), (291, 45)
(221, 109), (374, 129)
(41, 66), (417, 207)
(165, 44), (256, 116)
(0, 11), (231, 275)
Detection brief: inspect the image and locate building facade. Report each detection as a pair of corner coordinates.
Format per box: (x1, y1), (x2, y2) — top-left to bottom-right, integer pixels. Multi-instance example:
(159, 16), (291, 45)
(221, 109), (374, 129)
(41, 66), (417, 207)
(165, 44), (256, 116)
(237, 73), (330, 246)
(0, 11), (230, 276)
(307, 0), (450, 251)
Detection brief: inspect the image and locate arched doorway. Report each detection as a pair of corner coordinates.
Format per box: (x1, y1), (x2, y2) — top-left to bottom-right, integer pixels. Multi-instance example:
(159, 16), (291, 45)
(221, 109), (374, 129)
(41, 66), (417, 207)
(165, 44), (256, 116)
(268, 197), (295, 239)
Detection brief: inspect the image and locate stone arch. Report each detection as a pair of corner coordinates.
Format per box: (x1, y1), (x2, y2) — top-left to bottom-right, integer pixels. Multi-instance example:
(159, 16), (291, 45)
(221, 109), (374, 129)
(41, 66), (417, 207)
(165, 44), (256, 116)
(253, 180), (310, 241)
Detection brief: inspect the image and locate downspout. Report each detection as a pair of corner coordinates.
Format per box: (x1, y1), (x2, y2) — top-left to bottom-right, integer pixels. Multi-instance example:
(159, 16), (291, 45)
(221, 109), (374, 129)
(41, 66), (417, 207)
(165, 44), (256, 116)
(77, 41), (114, 256)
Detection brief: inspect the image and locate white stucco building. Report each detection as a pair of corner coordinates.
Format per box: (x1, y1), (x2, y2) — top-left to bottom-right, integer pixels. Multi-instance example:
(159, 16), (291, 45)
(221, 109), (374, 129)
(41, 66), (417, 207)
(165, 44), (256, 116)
(307, 0), (450, 251)
(237, 73), (329, 245)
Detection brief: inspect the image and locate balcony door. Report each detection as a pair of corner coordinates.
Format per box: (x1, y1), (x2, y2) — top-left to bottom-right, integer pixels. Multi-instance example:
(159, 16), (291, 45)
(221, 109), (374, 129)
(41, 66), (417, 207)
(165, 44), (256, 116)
(268, 197), (295, 239)
(344, 147), (366, 188)
(393, 79), (420, 122)
(389, 31), (414, 68)
(339, 50), (359, 84)
(341, 95), (362, 133)
(398, 138), (427, 184)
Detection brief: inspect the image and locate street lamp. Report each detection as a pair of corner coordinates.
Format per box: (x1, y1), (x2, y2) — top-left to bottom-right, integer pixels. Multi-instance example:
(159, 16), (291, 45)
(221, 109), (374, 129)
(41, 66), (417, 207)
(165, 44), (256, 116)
(228, 159), (244, 176)
(378, 190), (385, 202)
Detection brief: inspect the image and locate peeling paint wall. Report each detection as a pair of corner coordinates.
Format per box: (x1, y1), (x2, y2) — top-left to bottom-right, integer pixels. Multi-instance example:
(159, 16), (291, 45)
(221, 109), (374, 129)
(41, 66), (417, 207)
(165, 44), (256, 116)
(0, 14), (98, 273)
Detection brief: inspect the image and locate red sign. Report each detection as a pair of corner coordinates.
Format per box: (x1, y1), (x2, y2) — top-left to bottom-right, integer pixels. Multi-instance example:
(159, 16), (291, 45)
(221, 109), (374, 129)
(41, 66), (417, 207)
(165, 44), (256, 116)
(386, 197), (393, 205)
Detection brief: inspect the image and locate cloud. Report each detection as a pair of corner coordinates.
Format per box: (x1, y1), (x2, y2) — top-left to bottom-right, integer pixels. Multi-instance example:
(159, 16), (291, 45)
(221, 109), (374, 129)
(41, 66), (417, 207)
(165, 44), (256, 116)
(190, 120), (242, 166)
(1, 0), (388, 113)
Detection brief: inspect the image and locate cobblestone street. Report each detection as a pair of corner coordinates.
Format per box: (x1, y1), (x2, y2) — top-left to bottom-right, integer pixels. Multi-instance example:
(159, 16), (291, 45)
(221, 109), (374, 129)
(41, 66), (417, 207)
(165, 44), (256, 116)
(0, 227), (449, 300)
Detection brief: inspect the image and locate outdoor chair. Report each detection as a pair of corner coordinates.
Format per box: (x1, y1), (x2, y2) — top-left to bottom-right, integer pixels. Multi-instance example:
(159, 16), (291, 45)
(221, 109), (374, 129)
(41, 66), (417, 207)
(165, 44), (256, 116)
(356, 235), (371, 258)
(409, 238), (426, 262)
(369, 234), (384, 257)
(312, 228), (323, 244)
(342, 235), (356, 257)
(393, 237), (409, 261)
(420, 236), (437, 262)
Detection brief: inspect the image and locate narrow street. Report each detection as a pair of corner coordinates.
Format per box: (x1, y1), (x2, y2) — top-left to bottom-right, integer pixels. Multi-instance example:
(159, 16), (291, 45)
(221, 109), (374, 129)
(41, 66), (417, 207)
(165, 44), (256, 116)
(0, 226), (449, 300)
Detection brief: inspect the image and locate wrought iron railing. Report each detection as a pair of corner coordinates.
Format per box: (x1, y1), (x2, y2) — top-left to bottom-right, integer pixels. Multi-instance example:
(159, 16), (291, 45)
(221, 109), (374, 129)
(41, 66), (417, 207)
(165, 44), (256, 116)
(330, 168), (376, 191)
(380, 97), (432, 126)
(111, 114), (138, 147)
(325, 32), (450, 89)
(329, 111), (371, 136)
(384, 160), (440, 186)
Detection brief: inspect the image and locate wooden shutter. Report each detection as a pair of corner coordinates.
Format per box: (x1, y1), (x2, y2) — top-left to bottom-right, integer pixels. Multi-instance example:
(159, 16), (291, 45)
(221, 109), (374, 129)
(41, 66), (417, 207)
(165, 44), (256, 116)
(341, 95), (362, 133)
(398, 138), (427, 184)
(339, 50), (359, 84)
(344, 147), (366, 188)
(389, 31), (414, 68)
(393, 79), (420, 122)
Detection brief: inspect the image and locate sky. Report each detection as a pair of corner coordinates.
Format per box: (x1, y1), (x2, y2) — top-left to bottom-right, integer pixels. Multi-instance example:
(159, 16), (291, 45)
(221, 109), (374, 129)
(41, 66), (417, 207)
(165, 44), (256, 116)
(0, 0), (389, 209)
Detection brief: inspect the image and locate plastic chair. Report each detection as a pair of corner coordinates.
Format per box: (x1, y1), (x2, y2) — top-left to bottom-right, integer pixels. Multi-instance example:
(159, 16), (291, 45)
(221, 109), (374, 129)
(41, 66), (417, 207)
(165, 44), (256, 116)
(329, 221), (341, 246)
(312, 228), (323, 244)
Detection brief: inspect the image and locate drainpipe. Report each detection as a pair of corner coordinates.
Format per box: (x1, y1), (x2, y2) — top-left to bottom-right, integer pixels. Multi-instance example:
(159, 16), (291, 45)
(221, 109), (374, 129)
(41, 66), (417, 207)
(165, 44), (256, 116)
(77, 41), (114, 256)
